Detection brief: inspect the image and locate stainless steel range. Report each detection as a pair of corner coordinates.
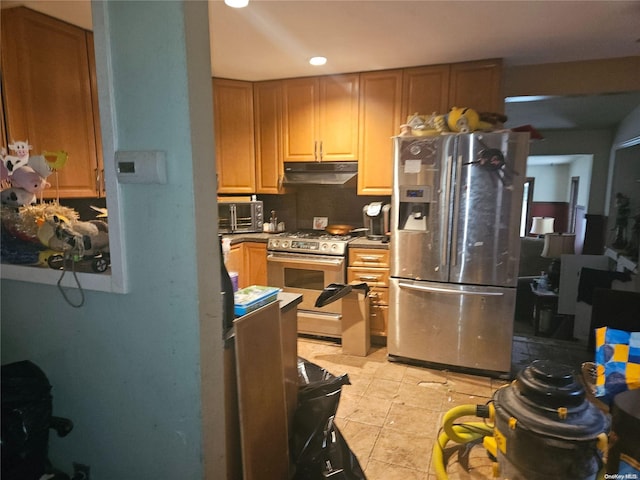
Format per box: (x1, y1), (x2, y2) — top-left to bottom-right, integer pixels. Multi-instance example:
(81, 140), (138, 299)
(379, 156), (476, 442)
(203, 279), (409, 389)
(267, 231), (352, 338)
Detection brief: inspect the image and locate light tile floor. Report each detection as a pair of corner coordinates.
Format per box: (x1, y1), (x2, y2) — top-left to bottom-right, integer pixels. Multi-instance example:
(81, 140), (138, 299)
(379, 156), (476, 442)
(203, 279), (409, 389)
(297, 333), (593, 480)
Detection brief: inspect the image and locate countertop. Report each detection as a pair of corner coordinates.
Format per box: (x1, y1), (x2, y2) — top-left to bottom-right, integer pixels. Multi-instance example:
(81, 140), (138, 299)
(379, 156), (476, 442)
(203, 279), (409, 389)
(223, 232), (271, 244)
(349, 237), (390, 249)
(276, 291), (303, 310)
(224, 232), (390, 250)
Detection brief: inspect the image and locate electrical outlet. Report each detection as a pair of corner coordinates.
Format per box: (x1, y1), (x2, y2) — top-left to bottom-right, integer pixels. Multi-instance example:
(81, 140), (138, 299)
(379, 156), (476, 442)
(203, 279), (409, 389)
(72, 462), (90, 480)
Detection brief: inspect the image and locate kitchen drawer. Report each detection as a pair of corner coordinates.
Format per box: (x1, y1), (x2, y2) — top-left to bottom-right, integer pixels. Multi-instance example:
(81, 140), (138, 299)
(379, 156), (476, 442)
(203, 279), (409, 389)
(368, 286), (389, 306)
(348, 267), (389, 287)
(370, 304), (388, 337)
(349, 248), (389, 267)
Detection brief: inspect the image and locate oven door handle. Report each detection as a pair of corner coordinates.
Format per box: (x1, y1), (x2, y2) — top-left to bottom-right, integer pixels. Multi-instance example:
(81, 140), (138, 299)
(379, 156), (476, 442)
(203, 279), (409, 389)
(267, 253), (344, 267)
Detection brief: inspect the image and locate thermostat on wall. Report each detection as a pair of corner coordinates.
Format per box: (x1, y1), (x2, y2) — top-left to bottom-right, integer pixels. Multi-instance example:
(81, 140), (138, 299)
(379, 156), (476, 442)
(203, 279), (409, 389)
(115, 150), (167, 184)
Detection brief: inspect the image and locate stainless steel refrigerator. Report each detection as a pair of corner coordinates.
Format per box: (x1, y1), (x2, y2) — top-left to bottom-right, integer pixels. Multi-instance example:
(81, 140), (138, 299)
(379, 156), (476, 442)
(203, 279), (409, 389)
(388, 132), (529, 375)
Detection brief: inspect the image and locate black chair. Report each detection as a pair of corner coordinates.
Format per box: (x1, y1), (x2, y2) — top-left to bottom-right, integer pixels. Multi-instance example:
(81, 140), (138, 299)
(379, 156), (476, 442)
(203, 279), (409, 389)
(1, 360), (74, 480)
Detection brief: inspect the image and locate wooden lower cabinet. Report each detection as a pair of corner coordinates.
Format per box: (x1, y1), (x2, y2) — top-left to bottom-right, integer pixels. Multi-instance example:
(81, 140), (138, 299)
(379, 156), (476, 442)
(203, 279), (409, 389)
(225, 295), (301, 480)
(369, 304), (389, 340)
(243, 242), (267, 287)
(225, 241), (267, 289)
(348, 247), (390, 338)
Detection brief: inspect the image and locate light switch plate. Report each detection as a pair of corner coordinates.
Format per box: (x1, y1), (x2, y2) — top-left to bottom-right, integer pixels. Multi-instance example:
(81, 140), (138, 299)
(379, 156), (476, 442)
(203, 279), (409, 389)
(115, 150), (167, 184)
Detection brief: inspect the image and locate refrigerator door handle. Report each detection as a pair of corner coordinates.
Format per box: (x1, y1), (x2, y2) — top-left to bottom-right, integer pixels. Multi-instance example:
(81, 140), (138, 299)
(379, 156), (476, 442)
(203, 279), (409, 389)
(398, 281), (504, 296)
(450, 154), (463, 267)
(441, 155), (453, 267)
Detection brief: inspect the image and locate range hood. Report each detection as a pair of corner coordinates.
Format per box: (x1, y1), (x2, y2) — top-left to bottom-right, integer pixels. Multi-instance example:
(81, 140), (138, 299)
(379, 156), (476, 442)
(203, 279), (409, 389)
(282, 162), (358, 187)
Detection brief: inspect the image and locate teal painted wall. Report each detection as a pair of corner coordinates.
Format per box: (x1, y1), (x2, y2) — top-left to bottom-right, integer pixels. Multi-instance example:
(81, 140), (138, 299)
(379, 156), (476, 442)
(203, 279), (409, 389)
(1, 1), (223, 478)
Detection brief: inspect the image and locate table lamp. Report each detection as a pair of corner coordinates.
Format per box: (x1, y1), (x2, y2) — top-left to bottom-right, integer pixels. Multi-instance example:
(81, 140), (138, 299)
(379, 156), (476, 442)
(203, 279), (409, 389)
(530, 217), (555, 237)
(541, 233), (576, 291)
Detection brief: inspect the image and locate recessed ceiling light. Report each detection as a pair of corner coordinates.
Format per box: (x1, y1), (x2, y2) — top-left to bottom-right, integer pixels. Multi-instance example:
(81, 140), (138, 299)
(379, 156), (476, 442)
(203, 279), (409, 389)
(224, 0), (249, 8)
(309, 56), (327, 66)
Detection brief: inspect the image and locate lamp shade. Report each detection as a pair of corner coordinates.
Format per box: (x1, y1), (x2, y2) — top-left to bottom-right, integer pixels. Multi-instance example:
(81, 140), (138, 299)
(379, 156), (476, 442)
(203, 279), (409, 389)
(530, 217), (555, 236)
(542, 233), (576, 258)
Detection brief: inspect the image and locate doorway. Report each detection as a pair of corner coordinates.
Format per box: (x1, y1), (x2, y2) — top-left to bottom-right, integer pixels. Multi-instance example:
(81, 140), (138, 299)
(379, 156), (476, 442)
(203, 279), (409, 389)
(568, 176), (579, 233)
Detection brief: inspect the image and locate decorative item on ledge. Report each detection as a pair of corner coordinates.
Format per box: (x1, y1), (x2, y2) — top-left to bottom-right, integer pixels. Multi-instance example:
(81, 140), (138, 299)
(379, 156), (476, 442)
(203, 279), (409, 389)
(542, 233), (576, 291)
(530, 216), (555, 238)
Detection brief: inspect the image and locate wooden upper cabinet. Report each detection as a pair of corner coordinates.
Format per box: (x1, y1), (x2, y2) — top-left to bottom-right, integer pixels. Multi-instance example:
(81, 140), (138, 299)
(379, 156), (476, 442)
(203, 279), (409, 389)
(318, 74), (359, 161)
(213, 78), (256, 193)
(2, 7), (102, 198)
(254, 81), (284, 194)
(358, 70), (403, 196)
(282, 77), (317, 161)
(449, 59), (503, 114)
(86, 31), (105, 197)
(283, 74), (359, 162)
(401, 65), (450, 121)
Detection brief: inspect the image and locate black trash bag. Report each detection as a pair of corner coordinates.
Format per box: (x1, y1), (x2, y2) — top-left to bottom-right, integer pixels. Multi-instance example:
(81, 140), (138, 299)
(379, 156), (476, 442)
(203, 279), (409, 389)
(291, 358), (367, 480)
(1, 360), (72, 480)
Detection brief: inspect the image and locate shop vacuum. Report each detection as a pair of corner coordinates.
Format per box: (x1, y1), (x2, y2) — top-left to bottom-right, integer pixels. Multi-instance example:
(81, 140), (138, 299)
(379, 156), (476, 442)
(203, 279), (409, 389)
(433, 360), (610, 480)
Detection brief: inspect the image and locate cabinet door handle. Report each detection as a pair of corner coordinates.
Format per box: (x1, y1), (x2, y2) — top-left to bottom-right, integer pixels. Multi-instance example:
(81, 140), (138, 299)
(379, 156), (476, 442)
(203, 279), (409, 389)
(319, 140), (323, 161)
(359, 275), (379, 282)
(278, 174), (283, 190)
(360, 256), (382, 262)
(95, 168), (100, 196)
(314, 140), (318, 161)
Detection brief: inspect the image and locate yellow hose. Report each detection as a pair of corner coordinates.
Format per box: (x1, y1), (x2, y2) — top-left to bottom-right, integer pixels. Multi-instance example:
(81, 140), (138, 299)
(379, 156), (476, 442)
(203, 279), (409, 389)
(443, 404), (482, 443)
(432, 404), (494, 480)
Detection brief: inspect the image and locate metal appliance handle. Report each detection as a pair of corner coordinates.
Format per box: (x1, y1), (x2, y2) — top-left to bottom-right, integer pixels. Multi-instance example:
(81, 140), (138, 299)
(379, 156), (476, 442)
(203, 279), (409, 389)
(230, 204), (237, 231)
(398, 281), (504, 296)
(450, 154), (463, 267)
(267, 253), (344, 267)
(441, 155), (453, 267)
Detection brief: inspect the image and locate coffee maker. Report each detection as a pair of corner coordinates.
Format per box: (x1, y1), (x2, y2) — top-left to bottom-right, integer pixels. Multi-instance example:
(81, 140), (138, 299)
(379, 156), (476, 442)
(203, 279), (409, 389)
(363, 202), (391, 240)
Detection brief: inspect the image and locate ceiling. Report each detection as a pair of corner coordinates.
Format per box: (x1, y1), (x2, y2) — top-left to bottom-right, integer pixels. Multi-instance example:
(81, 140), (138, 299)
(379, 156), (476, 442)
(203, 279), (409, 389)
(207, 0), (640, 81)
(4, 0), (640, 130)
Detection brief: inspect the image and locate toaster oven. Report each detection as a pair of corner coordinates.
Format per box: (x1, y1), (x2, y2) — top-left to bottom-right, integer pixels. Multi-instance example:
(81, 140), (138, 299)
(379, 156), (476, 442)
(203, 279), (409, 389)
(218, 200), (263, 233)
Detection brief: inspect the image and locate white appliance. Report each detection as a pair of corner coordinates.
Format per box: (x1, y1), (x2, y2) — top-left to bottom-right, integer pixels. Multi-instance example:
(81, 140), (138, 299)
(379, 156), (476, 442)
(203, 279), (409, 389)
(389, 132), (529, 375)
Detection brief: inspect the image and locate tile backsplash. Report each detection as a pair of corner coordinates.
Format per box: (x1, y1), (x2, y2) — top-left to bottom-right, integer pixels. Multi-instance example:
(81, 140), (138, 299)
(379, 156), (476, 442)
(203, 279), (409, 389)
(259, 188), (390, 232)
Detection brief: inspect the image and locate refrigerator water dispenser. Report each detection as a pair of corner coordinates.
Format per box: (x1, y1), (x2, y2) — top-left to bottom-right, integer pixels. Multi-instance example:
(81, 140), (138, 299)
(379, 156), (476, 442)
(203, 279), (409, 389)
(398, 185), (431, 231)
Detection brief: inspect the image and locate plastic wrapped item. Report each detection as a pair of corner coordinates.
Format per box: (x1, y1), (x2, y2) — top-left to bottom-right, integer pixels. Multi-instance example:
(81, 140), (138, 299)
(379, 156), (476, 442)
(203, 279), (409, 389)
(291, 358), (367, 480)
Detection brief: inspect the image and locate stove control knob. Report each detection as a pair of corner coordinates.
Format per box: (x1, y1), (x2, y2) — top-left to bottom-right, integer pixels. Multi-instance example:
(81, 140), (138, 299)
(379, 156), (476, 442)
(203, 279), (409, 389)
(320, 242), (330, 252)
(271, 240), (279, 248)
(282, 240), (290, 248)
(331, 244), (341, 254)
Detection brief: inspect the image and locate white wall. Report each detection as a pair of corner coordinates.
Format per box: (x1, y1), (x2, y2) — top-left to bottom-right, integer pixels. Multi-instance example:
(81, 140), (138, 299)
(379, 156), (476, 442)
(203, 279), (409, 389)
(529, 129), (614, 214)
(568, 155), (593, 208)
(526, 162), (570, 202)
